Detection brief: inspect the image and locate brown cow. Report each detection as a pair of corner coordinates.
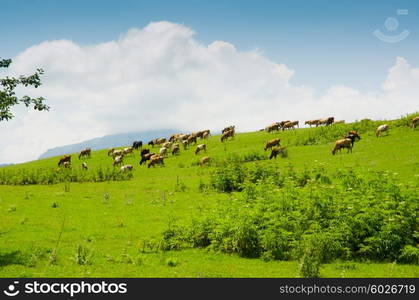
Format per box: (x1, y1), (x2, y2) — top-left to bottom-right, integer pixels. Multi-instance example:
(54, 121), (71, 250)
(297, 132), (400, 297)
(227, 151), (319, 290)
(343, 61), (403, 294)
(140, 152), (155, 165)
(265, 122), (280, 132)
(78, 148), (91, 159)
(304, 119), (320, 127)
(107, 148), (115, 156)
(148, 155), (164, 168)
(332, 138), (352, 155)
(282, 121), (299, 130)
(58, 155), (71, 167)
(411, 116), (419, 129)
(376, 124), (389, 137)
(318, 117), (334, 126)
(264, 138), (281, 151)
(195, 144), (207, 155)
(221, 129), (234, 142)
(200, 156), (211, 166)
(113, 155), (124, 167)
(269, 146), (286, 159)
(222, 125), (235, 134)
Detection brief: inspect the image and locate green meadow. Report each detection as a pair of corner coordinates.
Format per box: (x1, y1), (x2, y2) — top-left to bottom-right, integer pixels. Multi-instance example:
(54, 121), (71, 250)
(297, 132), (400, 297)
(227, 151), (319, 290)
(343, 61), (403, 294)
(0, 116), (418, 277)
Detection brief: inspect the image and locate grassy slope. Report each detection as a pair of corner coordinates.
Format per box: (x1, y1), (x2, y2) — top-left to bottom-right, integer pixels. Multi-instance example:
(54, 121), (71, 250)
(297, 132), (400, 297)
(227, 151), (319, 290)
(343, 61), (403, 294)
(0, 124), (418, 277)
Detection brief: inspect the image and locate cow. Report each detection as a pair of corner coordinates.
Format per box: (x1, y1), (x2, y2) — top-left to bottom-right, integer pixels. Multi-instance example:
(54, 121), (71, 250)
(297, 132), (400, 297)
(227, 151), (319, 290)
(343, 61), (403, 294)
(195, 144), (207, 155)
(172, 143), (180, 156)
(411, 116), (419, 129)
(81, 162), (88, 170)
(148, 155), (164, 168)
(376, 124), (389, 137)
(140, 148), (150, 156)
(120, 165), (133, 172)
(265, 122), (280, 132)
(269, 146), (286, 159)
(140, 152), (155, 165)
(221, 129), (234, 142)
(332, 138), (352, 155)
(107, 148), (115, 156)
(78, 148), (91, 159)
(62, 161), (71, 168)
(123, 147), (134, 156)
(222, 125), (235, 134)
(318, 117), (334, 126)
(282, 121), (299, 130)
(278, 120), (291, 129)
(132, 141), (143, 150)
(111, 149), (124, 158)
(202, 131), (210, 139)
(159, 147), (169, 157)
(58, 155), (71, 167)
(162, 141), (172, 149)
(304, 119), (320, 127)
(345, 131), (361, 147)
(113, 155), (124, 167)
(264, 138), (281, 151)
(200, 156), (211, 166)
(187, 135), (197, 145)
(182, 140), (188, 150)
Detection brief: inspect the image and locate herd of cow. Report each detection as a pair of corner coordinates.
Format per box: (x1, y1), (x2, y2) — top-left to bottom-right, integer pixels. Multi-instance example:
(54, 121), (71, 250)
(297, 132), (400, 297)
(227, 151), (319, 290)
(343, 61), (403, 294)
(56, 116), (419, 172)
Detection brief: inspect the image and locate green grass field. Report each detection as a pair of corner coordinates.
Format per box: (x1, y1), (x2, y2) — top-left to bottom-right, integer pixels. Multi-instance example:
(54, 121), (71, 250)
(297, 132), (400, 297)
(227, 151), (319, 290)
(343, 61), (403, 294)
(0, 116), (418, 277)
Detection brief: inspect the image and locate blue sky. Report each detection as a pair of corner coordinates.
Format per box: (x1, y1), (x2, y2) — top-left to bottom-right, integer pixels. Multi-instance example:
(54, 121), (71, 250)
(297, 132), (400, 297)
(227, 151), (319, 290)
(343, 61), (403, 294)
(1, 0), (418, 92)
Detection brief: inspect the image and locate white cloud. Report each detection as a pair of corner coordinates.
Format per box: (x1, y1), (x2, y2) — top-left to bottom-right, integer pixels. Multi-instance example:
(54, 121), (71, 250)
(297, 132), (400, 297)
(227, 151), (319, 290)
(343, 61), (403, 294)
(1, 21), (418, 163)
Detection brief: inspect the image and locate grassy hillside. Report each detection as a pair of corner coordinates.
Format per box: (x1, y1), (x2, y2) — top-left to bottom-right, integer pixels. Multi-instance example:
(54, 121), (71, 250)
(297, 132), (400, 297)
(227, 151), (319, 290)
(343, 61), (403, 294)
(0, 115), (418, 277)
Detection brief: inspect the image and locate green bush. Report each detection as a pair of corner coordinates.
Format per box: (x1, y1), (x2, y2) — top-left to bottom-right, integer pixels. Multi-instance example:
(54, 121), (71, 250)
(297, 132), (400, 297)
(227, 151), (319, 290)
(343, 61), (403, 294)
(0, 166), (133, 185)
(163, 164), (418, 263)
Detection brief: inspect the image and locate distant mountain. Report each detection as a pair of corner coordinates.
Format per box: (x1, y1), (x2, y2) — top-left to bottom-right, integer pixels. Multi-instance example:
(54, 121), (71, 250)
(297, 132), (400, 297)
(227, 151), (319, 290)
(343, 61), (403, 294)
(38, 129), (177, 159)
(0, 163), (14, 168)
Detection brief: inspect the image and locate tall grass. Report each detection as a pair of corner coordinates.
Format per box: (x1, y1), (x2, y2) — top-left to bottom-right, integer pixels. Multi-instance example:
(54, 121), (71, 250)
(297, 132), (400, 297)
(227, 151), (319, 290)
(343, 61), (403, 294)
(0, 166), (133, 185)
(162, 162), (419, 264)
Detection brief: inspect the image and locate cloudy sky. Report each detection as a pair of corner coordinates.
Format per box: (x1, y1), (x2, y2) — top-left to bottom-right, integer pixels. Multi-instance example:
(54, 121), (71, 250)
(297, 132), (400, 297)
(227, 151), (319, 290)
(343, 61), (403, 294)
(1, 0), (418, 163)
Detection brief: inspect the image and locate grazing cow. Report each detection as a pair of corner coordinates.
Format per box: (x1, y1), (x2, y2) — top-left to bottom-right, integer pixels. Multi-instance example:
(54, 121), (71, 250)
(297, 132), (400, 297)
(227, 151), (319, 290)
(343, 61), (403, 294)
(282, 121), (299, 130)
(278, 121), (290, 129)
(78, 148), (91, 159)
(107, 148), (115, 156)
(63, 161), (71, 168)
(182, 140), (188, 150)
(345, 131), (361, 147)
(376, 124), (389, 137)
(120, 164), (133, 172)
(172, 143), (180, 156)
(132, 141), (142, 150)
(58, 155), (71, 167)
(264, 138), (281, 151)
(113, 155), (124, 167)
(265, 122), (280, 132)
(140, 152), (155, 165)
(123, 147), (134, 156)
(318, 117), (334, 126)
(148, 140), (154, 147)
(200, 156), (211, 166)
(159, 147), (169, 157)
(162, 141), (172, 149)
(222, 125), (235, 134)
(81, 162), (88, 170)
(221, 129), (234, 142)
(304, 119), (320, 127)
(140, 148), (150, 156)
(148, 155), (164, 168)
(187, 135), (197, 145)
(195, 144), (207, 155)
(202, 129), (211, 138)
(111, 149), (124, 158)
(332, 138), (352, 155)
(269, 146), (286, 159)
(411, 116), (419, 129)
